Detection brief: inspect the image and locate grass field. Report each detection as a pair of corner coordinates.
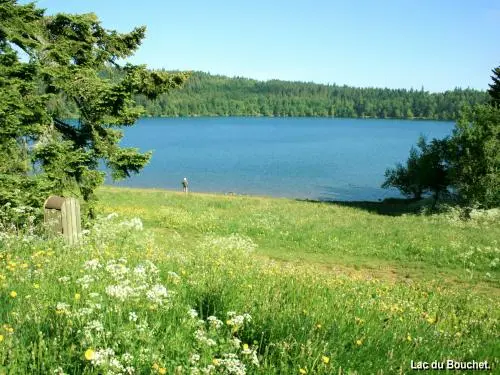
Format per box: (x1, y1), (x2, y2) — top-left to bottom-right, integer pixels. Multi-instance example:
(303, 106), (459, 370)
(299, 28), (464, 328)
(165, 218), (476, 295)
(1, 186), (499, 374)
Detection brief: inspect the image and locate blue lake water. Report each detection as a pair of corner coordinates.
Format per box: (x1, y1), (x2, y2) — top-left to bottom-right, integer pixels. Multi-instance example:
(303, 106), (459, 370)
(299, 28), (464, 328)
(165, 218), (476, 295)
(111, 117), (454, 201)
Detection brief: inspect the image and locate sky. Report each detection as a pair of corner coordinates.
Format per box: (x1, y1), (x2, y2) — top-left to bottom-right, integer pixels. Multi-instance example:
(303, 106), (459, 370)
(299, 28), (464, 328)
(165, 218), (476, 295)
(32, 0), (500, 92)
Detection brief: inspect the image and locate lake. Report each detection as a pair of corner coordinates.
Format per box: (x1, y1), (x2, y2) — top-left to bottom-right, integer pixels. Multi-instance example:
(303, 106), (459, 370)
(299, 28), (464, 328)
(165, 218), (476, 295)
(112, 117), (454, 201)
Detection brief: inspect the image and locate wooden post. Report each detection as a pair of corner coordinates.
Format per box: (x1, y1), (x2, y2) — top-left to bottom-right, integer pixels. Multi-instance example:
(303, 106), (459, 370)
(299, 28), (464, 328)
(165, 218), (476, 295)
(44, 196), (81, 244)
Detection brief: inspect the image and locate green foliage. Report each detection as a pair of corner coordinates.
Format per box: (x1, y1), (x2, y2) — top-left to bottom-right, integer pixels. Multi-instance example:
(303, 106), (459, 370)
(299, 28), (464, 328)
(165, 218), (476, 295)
(133, 71), (487, 119)
(384, 67), (500, 210)
(448, 104), (500, 209)
(382, 136), (450, 203)
(488, 66), (500, 107)
(0, 1), (188, 220)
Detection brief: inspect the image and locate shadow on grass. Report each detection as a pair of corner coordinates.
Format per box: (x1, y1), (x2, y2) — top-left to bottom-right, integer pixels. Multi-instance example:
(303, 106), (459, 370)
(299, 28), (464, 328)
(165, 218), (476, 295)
(296, 197), (428, 216)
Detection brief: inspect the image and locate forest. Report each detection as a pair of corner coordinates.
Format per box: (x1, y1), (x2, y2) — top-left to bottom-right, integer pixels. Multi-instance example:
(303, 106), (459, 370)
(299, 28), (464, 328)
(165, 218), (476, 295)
(133, 71), (488, 119)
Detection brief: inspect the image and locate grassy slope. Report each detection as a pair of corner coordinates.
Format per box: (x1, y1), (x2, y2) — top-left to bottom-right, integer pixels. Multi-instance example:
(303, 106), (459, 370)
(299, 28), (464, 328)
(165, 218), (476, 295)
(97, 187), (500, 291)
(1, 187), (498, 374)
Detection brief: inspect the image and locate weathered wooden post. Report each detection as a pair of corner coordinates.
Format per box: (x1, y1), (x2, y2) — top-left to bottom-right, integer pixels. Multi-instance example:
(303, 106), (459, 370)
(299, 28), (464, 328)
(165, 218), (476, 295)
(43, 196), (82, 245)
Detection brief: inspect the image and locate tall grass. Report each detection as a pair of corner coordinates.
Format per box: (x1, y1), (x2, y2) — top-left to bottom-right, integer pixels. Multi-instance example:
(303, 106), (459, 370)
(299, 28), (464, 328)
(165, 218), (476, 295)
(0, 188), (499, 374)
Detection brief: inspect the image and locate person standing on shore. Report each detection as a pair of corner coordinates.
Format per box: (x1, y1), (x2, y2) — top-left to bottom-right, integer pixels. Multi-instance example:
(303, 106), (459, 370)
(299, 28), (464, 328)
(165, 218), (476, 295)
(182, 177), (189, 193)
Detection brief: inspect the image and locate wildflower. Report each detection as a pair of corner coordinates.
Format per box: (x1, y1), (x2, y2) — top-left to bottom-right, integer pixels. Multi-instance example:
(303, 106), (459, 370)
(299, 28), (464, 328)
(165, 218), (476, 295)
(188, 309), (198, 318)
(159, 368), (167, 374)
(85, 349), (95, 361)
(9, 291), (17, 298)
(316, 324), (321, 329)
(146, 284), (169, 305)
(242, 343), (252, 355)
(0, 334), (4, 342)
(407, 334), (412, 342)
(129, 311), (138, 322)
(299, 369), (307, 374)
(322, 355), (330, 364)
(33, 283), (40, 289)
(356, 339), (363, 346)
(426, 317), (436, 324)
(207, 316), (223, 329)
(56, 302), (71, 315)
(212, 358), (220, 366)
(74, 293), (81, 301)
(122, 353), (133, 363)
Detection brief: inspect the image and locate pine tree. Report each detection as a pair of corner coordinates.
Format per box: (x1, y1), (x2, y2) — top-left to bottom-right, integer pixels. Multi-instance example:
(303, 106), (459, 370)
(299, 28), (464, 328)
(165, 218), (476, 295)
(488, 66), (500, 107)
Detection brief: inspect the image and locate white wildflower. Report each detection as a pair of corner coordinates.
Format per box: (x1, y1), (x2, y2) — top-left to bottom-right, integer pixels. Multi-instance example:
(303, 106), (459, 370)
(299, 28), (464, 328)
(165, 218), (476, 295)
(207, 316), (223, 329)
(76, 275), (95, 289)
(84, 259), (101, 270)
(146, 284), (169, 305)
(231, 337), (241, 348)
(106, 213), (119, 220)
(58, 276), (70, 283)
(128, 311), (138, 322)
(190, 353), (201, 363)
(105, 284), (135, 301)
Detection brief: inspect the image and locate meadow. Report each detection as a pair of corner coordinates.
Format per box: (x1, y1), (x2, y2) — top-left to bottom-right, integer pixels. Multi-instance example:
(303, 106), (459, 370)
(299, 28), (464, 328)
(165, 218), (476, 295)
(1, 187), (499, 374)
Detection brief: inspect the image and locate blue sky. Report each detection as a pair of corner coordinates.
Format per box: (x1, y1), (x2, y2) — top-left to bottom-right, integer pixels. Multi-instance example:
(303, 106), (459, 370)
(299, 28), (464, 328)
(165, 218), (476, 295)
(34, 0), (499, 92)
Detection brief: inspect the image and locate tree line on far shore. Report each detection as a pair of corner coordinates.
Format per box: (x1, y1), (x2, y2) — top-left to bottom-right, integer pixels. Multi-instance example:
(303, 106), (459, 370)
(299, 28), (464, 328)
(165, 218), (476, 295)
(134, 71), (487, 120)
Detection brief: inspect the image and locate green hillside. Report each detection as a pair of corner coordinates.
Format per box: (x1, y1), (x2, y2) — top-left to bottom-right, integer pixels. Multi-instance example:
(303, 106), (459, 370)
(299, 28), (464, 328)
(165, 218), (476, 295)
(135, 71), (488, 119)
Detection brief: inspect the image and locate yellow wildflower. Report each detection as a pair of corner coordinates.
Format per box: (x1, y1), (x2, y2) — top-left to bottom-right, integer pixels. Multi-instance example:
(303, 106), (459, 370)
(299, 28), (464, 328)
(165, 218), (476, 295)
(243, 343), (249, 351)
(159, 368), (167, 374)
(322, 355), (330, 364)
(9, 291), (17, 298)
(33, 283), (40, 289)
(426, 317), (436, 324)
(407, 334), (412, 342)
(299, 369), (307, 374)
(316, 323), (322, 329)
(84, 349), (95, 361)
(0, 334), (4, 342)
(74, 293), (81, 301)
(356, 339), (363, 346)
(212, 358), (220, 366)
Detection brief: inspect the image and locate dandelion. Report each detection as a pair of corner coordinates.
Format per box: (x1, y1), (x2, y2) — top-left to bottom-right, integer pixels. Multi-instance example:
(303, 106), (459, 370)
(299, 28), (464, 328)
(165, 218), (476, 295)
(159, 368), (167, 374)
(356, 339), (363, 346)
(322, 355), (330, 364)
(9, 290), (17, 298)
(85, 348), (95, 361)
(74, 293), (81, 301)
